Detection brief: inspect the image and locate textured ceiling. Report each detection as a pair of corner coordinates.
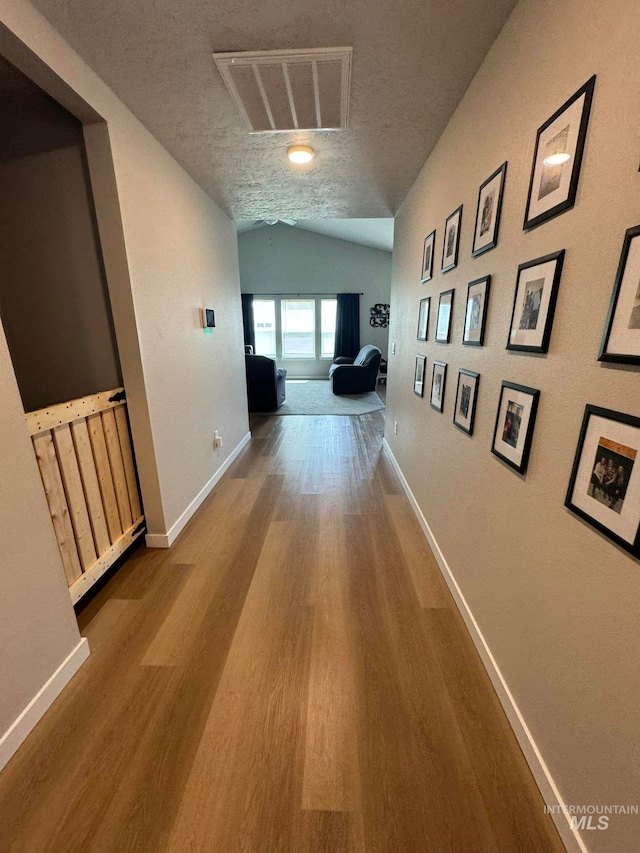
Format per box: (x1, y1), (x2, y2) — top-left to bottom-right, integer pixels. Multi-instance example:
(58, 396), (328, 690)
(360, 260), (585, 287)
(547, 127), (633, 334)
(29, 0), (518, 220)
(237, 219), (394, 252)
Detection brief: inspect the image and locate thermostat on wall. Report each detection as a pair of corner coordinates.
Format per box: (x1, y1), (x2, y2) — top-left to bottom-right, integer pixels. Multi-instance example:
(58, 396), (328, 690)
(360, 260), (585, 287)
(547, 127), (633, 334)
(201, 308), (216, 328)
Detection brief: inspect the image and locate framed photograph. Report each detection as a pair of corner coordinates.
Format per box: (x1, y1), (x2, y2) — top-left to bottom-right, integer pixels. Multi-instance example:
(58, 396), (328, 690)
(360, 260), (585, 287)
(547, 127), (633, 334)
(598, 225), (640, 364)
(435, 289), (454, 343)
(506, 250), (565, 353)
(565, 405), (640, 557)
(472, 162), (507, 257)
(430, 361), (447, 412)
(453, 370), (480, 436)
(463, 275), (491, 346)
(523, 75), (596, 230)
(441, 206), (462, 273)
(414, 355), (426, 397)
(491, 381), (540, 474)
(421, 230), (435, 282)
(417, 297), (430, 341)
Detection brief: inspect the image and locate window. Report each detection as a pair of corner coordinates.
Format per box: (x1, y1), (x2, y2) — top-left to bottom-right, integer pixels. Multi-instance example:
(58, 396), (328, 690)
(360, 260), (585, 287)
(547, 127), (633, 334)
(252, 296), (337, 359)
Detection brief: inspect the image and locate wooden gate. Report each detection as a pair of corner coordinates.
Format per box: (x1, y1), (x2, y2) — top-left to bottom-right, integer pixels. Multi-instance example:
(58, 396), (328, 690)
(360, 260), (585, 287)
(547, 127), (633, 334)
(26, 387), (145, 604)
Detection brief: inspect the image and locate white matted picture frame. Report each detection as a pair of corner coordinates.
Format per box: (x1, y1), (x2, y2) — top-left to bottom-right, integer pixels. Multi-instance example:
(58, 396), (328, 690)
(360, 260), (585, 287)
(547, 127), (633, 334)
(463, 275), (491, 346)
(421, 230), (435, 282)
(417, 297), (430, 341)
(435, 289), (454, 343)
(506, 250), (565, 353)
(598, 225), (640, 364)
(441, 206), (462, 273)
(414, 355), (426, 397)
(523, 75), (596, 230)
(565, 405), (640, 558)
(491, 381), (540, 474)
(430, 361), (447, 412)
(472, 162), (507, 257)
(453, 369), (480, 436)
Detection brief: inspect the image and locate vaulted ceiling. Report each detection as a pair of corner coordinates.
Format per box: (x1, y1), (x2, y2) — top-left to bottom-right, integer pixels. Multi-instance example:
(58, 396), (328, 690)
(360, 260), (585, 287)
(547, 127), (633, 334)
(29, 0), (518, 221)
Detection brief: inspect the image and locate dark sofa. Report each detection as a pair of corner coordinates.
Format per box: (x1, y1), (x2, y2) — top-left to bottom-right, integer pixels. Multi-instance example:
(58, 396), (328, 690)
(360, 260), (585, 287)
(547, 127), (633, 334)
(245, 354), (287, 412)
(329, 345), (382, 395)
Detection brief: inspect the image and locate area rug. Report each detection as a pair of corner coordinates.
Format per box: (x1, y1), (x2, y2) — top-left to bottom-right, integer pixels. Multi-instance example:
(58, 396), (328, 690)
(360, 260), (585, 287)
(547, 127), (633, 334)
(262, 380), (385, 416)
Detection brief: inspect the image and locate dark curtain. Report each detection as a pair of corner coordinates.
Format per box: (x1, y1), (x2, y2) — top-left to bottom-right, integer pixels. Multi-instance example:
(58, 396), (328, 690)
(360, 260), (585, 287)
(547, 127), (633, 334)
(334, 293), (360, 359)
(241, 293), (255, 351)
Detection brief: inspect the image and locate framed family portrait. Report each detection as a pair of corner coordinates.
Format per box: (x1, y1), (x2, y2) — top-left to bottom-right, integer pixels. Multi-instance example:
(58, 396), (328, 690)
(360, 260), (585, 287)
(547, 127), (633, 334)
(435, 289), (454, 343)
(523, 75), (596, 230)
(598, 225), (640, 364)
(453, 370), (479, 436)
(414, 355), (426, 397)
(441, 206), (462, 273)
(430, 361), (447, 412)
(417, 297), (430, 341)
(565, 405), (640, 558)
(463, 275), (491, 346)
(421, 230), (436, 282)
(507, 250), (565, 353)
(472, 162), (507, 257)
(491, 381), (540, 474)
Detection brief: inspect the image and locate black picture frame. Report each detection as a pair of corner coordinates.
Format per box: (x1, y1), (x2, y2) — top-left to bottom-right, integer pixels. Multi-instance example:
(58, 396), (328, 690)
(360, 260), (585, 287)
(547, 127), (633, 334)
(506, 250), (565, 353)
(453, 370), (480, 436)
(417, 297), (430, 341)
(430, 361), (447, 412)
(421, 230), (435, 283)
(463, 275), (491, 347)
(598, 225), (640, 364)
(435, 289), (454, 343)
(414, 355), (426, 397)
(523, 75), (596, 230)
(565, 405), (640, 558)
(491, 381), (540, 474)
(441, 206), (462, 273)
(472, 162), (507, 257)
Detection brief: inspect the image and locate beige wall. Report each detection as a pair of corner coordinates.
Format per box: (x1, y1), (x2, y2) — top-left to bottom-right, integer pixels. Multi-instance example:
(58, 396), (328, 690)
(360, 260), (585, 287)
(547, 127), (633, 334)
(0, 0), (248, 755)
(0, 316), (81, 734)
(386, 0), (640, 849)
(238, 223), (392, 378)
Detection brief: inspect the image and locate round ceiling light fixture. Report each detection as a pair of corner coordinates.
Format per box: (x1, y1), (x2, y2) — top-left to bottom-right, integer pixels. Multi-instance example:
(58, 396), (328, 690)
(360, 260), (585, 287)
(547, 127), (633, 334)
(287, 144), (315, 164)
(543, 152), (571, 166)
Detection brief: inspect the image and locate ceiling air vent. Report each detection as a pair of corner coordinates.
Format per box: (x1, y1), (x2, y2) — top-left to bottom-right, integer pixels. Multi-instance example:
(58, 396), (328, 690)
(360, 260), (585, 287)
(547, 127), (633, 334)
(213, 47), (352, 134)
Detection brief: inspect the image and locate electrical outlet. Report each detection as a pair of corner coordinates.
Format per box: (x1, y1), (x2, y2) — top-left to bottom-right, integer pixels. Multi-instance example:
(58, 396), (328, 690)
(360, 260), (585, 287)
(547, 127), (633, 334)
(214, 430), (223, 449)
(394, 421), (398, 435)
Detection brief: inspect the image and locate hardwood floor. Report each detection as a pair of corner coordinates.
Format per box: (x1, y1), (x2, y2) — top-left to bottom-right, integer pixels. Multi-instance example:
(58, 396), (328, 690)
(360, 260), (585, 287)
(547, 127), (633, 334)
(0, 413), (564, 852)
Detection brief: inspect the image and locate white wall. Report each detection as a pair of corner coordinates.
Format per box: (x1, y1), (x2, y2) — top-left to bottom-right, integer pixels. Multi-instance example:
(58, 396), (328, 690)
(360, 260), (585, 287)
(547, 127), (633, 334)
(238, 224), (392, 377)
(386, 0), (640, 850)
(0, 0), (249, 765)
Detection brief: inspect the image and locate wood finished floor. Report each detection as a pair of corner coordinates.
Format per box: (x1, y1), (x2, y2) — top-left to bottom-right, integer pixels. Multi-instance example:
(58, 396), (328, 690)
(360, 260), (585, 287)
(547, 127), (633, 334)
(0, 413), (564, 852)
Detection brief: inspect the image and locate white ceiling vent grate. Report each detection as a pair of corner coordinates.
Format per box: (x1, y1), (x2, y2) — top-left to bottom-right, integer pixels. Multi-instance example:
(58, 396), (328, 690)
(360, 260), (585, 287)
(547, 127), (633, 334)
(213, 47), (352, 134)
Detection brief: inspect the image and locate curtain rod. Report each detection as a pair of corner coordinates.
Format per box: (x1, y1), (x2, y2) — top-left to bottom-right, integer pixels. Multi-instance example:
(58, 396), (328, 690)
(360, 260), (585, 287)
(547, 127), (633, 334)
(246, 292), (364, 297)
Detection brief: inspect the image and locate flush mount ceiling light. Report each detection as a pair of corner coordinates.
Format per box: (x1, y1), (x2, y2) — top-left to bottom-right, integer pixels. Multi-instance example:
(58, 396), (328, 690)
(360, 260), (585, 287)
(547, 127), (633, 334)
(287, 144), (315, 164)
(543, 152), (571, 166)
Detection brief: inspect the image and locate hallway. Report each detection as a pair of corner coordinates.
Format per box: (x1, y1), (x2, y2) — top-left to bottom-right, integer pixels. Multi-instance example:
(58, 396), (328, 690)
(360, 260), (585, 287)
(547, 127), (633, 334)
(0, 413), (563, 852)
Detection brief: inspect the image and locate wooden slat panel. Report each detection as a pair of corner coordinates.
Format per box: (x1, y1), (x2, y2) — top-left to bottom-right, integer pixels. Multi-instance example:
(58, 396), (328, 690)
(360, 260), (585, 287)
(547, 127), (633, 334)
(32, 431), (82, 585)
(26, 388), (125, 435)
(68, 516), (145, 605)
(71, 419), (111, 557)
(102, 409), (133, 531)
(87, 413), (122, 543)
(114, 406), (142, 520)
(52, 424), (97, 571)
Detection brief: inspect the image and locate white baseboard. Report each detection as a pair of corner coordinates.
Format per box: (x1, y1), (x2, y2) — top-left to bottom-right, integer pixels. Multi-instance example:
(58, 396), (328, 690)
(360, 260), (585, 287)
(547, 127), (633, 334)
(0, 637), (90, 774)
(382, 437), (587, 853)
(145, 431), (252, 549)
